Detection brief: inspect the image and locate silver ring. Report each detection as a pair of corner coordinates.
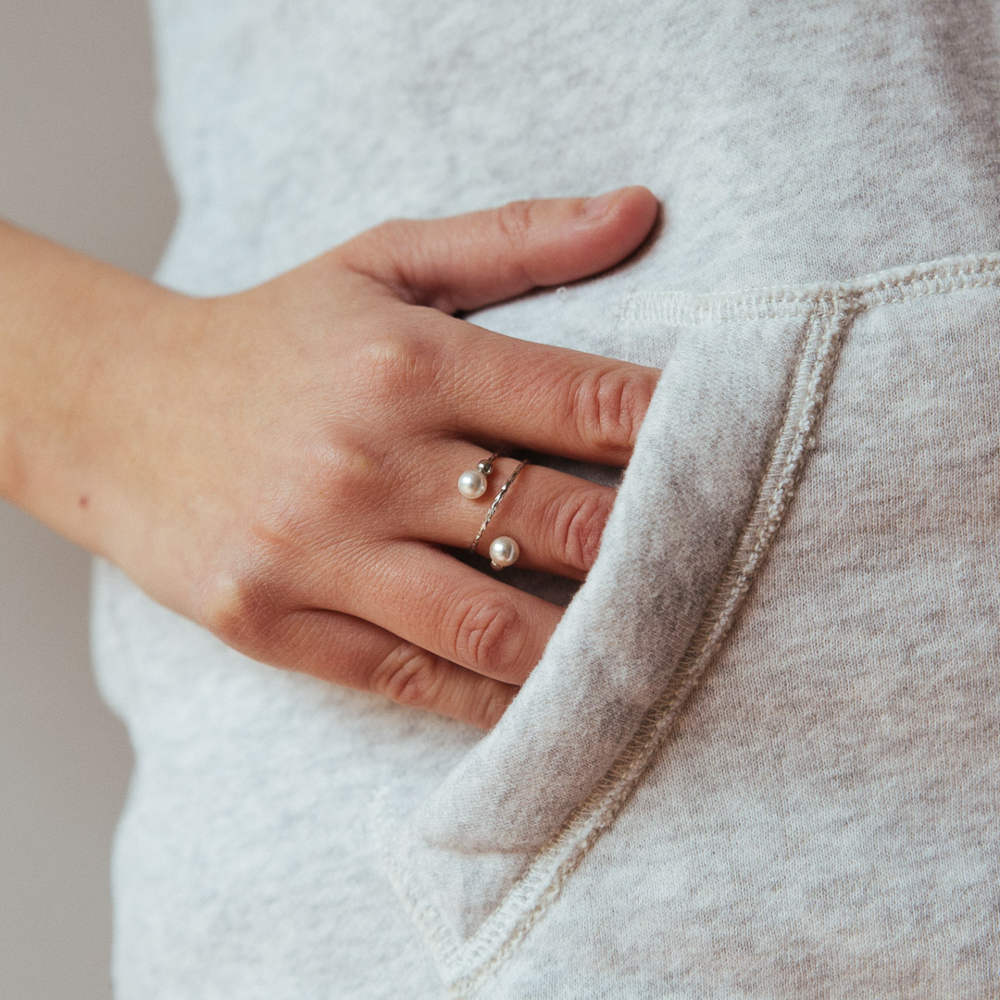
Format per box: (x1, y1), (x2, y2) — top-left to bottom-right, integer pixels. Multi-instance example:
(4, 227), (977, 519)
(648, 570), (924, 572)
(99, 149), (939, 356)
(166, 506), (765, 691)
(469, 460), (527, 569)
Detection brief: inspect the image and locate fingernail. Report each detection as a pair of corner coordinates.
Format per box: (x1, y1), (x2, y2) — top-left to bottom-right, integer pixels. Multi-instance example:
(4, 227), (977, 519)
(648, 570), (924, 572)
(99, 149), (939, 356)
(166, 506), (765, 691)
(581, 188), (623, 223)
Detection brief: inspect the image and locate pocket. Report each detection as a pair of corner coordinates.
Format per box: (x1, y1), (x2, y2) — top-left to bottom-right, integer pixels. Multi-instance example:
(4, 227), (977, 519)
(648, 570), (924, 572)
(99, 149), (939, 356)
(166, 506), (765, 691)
(364, 250), (1000, 996)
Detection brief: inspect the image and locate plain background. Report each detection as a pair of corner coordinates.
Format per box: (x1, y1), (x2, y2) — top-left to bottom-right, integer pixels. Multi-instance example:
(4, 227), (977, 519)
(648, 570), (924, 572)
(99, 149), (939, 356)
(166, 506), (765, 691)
(0, 1), (177, 995)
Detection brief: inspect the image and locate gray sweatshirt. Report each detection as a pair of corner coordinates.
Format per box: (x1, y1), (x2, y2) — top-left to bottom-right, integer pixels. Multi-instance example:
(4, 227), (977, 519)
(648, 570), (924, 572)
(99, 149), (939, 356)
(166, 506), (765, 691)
(91, 0), (999, 996)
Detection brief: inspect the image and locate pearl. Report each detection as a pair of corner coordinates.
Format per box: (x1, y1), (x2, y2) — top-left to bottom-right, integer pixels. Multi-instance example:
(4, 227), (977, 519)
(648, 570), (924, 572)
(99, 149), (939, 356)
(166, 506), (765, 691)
(458, 468), (488, 499)
(489, 536), (520, 569)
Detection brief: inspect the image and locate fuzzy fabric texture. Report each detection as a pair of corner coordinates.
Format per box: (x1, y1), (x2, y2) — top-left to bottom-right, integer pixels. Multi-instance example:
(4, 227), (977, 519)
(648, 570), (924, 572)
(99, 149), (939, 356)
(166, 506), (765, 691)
(91, 1), (999, 996)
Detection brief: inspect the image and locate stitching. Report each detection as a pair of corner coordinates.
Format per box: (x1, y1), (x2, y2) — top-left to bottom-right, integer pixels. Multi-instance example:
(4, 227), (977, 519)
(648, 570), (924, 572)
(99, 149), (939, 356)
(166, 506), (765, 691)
(618, 251), (1000, 326)
(366, 785), (464, 970)
(377, 251), (1000, 995)
(447, 302), (853, 997)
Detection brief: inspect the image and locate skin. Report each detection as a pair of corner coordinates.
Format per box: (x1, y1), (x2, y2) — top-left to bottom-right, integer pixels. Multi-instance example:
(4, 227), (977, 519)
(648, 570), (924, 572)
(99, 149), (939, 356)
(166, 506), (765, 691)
(0, 185), (662, 729)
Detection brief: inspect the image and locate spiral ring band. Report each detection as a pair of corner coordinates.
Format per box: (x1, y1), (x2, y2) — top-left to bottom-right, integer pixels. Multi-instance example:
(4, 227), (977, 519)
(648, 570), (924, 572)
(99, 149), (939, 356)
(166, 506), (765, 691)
(469, 460), (528, 563)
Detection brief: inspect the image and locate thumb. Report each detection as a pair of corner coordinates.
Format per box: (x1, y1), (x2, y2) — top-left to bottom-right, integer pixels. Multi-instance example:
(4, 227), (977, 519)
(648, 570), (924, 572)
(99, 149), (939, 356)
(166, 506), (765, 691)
(335, 186), (659, 313)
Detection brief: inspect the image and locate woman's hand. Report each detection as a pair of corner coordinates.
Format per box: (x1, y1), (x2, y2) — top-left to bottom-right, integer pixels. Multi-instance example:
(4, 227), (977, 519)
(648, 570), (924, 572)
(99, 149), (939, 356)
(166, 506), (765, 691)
(2, 187), (661, 728)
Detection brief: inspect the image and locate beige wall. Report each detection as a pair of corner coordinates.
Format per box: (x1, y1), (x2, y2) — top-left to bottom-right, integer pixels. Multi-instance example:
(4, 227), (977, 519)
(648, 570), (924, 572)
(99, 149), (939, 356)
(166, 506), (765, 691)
(0, 1), (177, 995)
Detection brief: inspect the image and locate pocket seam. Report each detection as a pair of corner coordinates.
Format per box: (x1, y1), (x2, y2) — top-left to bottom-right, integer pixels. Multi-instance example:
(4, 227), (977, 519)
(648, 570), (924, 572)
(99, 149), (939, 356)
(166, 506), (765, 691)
(365, 299), (840, 997)
(455, 302), (847, 998)
(619, 250), (1000, 326)
(368, 250), (1000, 998)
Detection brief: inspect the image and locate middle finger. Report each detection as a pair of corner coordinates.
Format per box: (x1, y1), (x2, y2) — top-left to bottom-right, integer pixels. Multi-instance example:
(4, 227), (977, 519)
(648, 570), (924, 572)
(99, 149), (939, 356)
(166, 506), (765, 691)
(403, 443), (617, 580)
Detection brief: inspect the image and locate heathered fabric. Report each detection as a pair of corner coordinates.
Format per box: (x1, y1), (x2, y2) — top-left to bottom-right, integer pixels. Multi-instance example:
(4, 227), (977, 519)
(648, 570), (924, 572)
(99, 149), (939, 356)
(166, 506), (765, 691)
(90, 1), (1000, 997)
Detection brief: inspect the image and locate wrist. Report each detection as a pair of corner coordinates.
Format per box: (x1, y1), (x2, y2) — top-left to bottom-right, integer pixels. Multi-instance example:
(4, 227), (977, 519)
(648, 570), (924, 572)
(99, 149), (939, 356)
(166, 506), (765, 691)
(0, 223), (201, 559)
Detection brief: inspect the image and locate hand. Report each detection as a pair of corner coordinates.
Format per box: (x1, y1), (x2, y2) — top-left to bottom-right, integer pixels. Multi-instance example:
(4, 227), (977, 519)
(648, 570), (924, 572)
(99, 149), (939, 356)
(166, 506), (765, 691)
(94, 187), (662, 728)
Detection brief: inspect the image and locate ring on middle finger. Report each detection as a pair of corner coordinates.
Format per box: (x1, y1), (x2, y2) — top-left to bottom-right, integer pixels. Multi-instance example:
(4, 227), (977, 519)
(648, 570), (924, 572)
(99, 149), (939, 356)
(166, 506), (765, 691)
(469, 459), (528, 570)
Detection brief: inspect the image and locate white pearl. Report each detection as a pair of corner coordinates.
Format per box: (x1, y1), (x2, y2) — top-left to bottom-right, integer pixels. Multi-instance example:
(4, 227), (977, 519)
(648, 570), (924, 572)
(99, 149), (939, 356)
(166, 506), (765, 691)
(489, 536), (520, 569)
(458, 469), (487, 499)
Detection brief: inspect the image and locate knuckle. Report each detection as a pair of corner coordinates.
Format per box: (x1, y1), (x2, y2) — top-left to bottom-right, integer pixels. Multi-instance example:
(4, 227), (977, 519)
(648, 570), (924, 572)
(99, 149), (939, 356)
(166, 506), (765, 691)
(447, 593), (526, 677)
(494, 200), (538, 285)
(369, 642), (444, 709)
(316, 440), (380, 508)
(200, 568), (281, 653)
(356, 332), (430, 401)
(495, 198), (536, 249)
(572, 368), (647, 452)
(546, 489), (613, 571)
